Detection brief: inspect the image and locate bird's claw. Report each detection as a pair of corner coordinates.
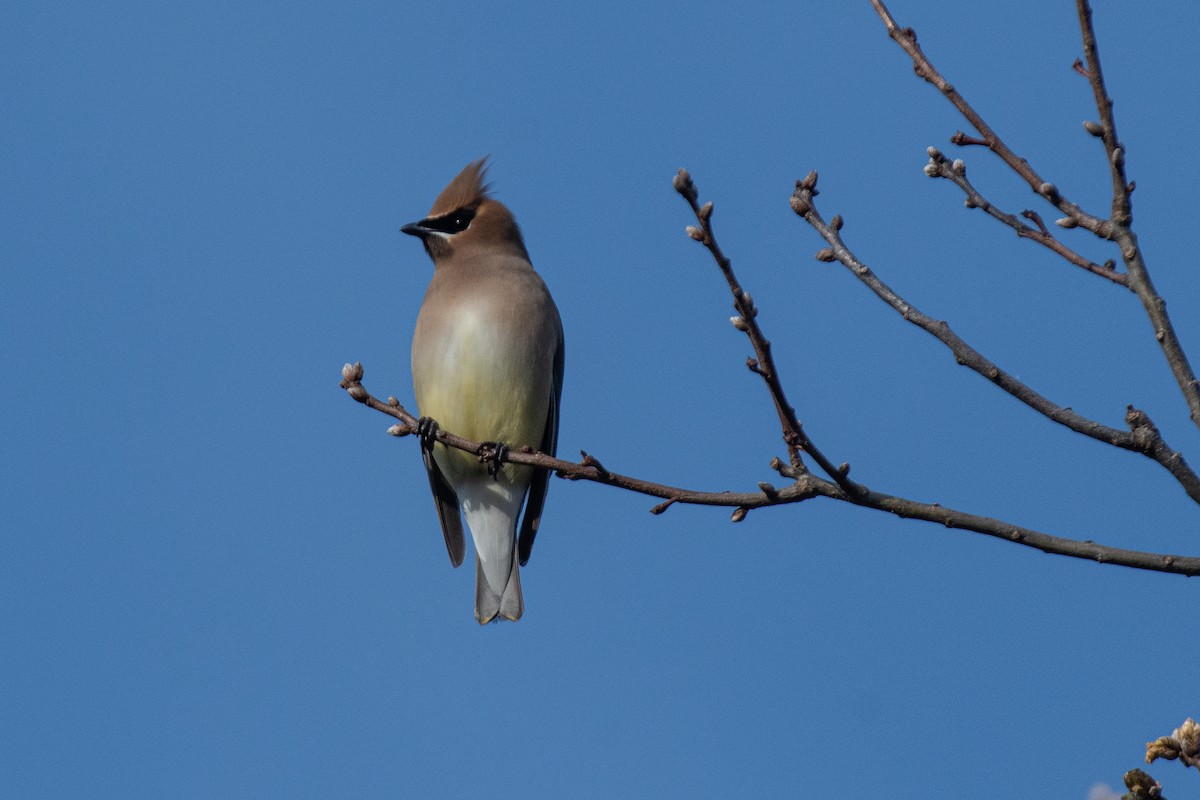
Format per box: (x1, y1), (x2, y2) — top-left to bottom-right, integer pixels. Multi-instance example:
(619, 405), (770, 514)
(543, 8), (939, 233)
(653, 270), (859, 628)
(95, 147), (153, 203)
(480, 441), (509, 479)
(416, 417), (440, 450)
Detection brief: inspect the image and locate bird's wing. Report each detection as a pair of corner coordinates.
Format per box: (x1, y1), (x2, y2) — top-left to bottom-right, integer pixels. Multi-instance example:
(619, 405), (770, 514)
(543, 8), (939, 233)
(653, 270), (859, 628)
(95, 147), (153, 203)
(421, 438), (466, 568)
(518, 331), (564, 567)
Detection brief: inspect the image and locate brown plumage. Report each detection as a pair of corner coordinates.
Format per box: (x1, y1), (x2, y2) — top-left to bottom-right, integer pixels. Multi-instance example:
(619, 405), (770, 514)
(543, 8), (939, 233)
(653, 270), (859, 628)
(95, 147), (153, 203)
(402, 159), (564, 623)
(428, 158), (491, 217)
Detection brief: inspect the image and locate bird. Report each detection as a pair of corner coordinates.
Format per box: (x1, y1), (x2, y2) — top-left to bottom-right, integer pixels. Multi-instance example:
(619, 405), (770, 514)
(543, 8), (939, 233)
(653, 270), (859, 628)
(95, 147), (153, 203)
(402, 159), (564, 624)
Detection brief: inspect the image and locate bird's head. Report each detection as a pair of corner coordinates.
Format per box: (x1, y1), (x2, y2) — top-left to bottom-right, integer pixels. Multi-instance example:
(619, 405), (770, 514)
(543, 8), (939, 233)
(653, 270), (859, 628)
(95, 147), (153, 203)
(401, 158), (528, 262)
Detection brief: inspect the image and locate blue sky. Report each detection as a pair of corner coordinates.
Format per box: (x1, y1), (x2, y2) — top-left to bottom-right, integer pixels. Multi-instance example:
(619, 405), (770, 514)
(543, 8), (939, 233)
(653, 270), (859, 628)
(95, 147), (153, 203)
(4, 1), (1199, 797)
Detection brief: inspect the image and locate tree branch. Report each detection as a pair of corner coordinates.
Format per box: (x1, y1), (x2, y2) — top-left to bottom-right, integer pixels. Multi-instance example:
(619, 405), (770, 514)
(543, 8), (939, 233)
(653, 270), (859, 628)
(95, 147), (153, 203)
(790, 175), (1200, 506)
(340, 362), (1200, 576)
(339, 360), (822, 514)
(921, 149), (1127, 287)
(1073, 0), (1200, 430)
(672, 168), (862, 497)
(1072, 1), (1129, 226)
(869, 0), (1113, 238)
(871, 0), (1200, 431)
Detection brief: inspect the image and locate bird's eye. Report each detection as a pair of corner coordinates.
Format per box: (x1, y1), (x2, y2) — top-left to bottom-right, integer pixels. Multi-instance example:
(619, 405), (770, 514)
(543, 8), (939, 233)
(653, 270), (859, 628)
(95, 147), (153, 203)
(425, 207), (476, 235)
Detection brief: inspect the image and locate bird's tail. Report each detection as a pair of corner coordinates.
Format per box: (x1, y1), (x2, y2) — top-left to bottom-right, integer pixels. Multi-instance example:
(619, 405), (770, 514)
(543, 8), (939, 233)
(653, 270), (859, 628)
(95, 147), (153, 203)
(474, 549), (522, 624)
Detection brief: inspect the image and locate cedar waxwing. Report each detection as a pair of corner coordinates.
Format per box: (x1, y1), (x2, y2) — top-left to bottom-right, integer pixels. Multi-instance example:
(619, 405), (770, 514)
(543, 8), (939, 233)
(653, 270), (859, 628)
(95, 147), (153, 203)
(402, 160), (564, 624)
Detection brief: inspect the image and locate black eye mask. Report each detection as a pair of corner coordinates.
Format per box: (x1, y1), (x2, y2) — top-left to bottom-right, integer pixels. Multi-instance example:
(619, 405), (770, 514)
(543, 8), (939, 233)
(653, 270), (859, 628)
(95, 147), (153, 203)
(422, 206), (477, 235)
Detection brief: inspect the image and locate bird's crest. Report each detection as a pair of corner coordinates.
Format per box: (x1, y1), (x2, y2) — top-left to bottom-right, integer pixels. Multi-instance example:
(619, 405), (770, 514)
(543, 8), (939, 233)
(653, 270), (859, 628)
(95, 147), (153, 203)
(428, 158), (491, 217)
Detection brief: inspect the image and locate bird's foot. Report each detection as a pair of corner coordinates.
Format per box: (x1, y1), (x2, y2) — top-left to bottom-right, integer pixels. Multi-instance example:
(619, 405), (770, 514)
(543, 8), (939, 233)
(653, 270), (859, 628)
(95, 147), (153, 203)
(416, 417), (440, 450)
(479, 441), (509, 479)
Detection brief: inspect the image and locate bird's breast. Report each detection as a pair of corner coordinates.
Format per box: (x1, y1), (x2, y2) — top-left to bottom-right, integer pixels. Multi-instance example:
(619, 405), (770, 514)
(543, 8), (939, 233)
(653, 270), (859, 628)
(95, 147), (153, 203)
(411, 278), (557, 479)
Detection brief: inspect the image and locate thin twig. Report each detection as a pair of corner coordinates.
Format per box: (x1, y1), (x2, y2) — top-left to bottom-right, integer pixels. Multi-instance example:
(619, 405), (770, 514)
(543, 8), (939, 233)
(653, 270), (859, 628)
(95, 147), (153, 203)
(923, 150), (1127, 287)
(1074, 1), (1129, 225)
(789, 179), (1200, 506)
(673, 168), (863, 498)
(340, 363), (1200, 576)
(869, 0), (1113, 239)
(872, 0), (1200, 432)
(1074, 0), (1200, 430)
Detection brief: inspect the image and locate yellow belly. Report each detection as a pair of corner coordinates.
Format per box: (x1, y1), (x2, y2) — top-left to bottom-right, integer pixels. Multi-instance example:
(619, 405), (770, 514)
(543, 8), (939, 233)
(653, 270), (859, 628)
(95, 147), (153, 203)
(412, 307), (550, 486)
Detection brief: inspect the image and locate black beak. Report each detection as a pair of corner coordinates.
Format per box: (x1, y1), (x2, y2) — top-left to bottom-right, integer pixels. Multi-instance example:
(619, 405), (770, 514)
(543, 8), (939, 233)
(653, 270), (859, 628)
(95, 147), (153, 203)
(400, 221), (428, 238)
